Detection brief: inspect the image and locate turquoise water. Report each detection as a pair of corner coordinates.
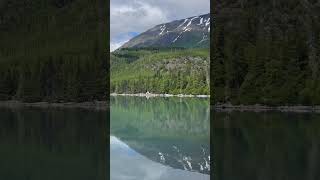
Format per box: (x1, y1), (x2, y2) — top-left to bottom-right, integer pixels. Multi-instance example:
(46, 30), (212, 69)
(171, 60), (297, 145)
(110, 96), (210, 180)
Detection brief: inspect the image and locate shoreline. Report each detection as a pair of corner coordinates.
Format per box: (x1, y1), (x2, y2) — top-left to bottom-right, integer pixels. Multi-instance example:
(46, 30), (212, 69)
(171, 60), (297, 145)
(110, 93), (210, 98)
(2, 99), (319, 113)
(214, 104), (320, 113)
(0, 100), (109, 110)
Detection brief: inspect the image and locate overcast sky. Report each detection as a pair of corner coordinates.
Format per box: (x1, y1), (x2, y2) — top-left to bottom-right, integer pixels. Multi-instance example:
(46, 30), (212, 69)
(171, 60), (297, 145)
(110, 0), (210, 51)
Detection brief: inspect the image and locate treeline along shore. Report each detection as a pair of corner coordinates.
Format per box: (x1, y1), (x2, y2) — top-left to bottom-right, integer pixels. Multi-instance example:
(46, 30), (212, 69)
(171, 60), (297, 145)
(213, 103), (320, 113)
(0, 52), (107, 103)
(0, 100), (108, 110)
(110, 92), (210, 98)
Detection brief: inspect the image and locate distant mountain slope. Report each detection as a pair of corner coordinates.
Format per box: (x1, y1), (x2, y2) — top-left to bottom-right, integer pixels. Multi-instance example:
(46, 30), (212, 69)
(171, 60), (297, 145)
(120, 13), (210, 49)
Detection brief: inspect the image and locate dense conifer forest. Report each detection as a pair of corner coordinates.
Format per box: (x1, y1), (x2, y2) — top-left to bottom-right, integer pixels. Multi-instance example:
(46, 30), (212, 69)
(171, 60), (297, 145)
(0, 0), (107, 102)
(212, 0), (320, 105)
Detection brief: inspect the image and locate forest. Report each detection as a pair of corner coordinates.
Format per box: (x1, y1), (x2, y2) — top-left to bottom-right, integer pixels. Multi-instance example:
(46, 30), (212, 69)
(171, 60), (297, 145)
(0, 0), (107, 102)
(212, 0), (320, 105)
(111, 48), (210, 95)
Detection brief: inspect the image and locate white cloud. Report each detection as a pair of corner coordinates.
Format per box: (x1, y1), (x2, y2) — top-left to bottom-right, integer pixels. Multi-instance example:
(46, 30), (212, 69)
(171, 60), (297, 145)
(110, 0), (168, 50)
(147, 0), (210, 19)
(110, 0), (210, 50)
(110, 40), (128, 52)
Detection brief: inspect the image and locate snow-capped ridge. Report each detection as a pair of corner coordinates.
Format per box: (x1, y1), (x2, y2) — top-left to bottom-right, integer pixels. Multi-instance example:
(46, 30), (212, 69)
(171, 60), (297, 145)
(120, 13), (210, 49)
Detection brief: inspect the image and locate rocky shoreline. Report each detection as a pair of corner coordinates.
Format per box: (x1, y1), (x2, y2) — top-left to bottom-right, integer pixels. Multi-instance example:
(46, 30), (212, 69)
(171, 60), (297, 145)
(214, 104), (320, 113)
(110, 93), (210, 98)
(0, 101), (109, 110)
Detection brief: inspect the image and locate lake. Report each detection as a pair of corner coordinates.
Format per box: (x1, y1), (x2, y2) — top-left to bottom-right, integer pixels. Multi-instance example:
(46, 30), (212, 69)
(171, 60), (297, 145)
(213, 111), (320, 180)
(1, 101), (318, 179)
(110, 96), (210, 180)
(0, 107), (107, 180)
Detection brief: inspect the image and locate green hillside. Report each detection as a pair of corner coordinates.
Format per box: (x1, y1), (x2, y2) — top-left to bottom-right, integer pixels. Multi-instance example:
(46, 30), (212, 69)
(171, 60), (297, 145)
(0, 0), (107, 102)
(111, 48), (210, 95)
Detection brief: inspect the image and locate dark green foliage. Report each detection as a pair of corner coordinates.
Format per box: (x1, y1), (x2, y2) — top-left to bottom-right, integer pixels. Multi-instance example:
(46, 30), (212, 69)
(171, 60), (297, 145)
(0, 54), (107, 102)
(0, 0), (107, 102)
(0, 63), (17, 100)
(111, 48), (210, 95)
(212, 0), (320, 105)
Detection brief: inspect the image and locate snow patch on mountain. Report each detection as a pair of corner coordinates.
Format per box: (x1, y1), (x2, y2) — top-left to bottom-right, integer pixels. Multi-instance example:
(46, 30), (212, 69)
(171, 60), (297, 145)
(197, 33), (208, 44)
(176, 19), (189, 29)
(159, 25), (166, 36)
(172, 32), (183, 43)
(198, 18), (203, 25)
(205, 18), (210, 26)
(183, 16), (199, 30)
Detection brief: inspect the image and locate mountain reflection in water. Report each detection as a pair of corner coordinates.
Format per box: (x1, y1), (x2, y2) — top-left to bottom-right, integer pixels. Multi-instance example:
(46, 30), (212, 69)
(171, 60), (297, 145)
(213, 111), (320, 180)
(0, 107), (107, 180)
(110, 96), (210, 180)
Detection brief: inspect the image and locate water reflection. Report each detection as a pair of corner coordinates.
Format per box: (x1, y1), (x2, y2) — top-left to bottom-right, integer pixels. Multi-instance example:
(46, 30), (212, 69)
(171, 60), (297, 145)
(213, 111), (320, 180)
(110, 96), (210, 180)
(0, 107), (107, 180)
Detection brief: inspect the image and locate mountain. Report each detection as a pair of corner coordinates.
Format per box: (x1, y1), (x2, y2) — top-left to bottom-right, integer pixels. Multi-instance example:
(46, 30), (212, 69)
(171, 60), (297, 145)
(120, 13), (210, 49)
(111, 13), (210, 95)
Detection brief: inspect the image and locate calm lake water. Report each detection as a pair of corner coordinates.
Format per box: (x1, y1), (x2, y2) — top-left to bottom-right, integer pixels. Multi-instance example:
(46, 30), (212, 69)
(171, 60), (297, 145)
(110, 96), (210, 180)
(1, 102), (318, 179)
(0, 107), (107, 180)
(213, 111), (320, 180)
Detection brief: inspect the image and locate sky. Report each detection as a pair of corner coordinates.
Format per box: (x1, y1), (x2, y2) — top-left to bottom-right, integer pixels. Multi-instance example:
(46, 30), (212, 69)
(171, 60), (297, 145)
(110, 0), (210, 51)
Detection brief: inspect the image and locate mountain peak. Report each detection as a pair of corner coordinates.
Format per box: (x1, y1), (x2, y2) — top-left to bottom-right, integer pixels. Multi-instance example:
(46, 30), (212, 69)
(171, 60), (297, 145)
(120, 13), (210, 49)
